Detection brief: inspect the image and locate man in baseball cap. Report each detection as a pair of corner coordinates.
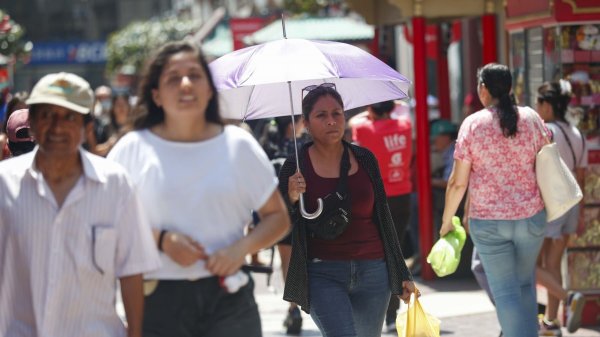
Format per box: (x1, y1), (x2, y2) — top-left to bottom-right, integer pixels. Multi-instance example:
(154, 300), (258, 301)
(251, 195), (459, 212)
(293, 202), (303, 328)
(0, 72), (160, 337)
(6, 108), (35, 156)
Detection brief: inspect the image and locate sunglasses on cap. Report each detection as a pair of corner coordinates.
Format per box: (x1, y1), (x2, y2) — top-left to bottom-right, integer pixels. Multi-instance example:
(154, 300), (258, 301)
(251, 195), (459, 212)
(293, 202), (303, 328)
(302, 83), (337, 98)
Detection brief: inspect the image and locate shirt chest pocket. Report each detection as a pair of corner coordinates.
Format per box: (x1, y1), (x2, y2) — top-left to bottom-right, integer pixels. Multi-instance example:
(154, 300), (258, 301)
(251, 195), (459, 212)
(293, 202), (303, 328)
(91, 225), (117, 276)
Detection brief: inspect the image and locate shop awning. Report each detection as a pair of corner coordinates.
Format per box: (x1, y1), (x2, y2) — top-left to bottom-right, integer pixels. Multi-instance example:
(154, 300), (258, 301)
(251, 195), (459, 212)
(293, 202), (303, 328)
(243, 16), (374, 45)
(345, 0), (489, 25)
(202, 23), (233, 58)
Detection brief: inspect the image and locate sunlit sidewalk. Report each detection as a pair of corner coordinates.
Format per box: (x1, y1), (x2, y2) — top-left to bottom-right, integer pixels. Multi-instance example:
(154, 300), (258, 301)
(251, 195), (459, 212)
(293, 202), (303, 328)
(253, 249), (600, 337)
(115, 249), (599, 336)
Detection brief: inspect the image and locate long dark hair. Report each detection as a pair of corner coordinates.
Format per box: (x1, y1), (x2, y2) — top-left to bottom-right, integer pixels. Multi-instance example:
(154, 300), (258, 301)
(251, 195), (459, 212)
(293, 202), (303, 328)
(478, 63), (518, 138)
(301, 86), (343, 120)
(537, 81), (571, 122)
(134, 40), (222, 129)
(109, 93), (130, 130)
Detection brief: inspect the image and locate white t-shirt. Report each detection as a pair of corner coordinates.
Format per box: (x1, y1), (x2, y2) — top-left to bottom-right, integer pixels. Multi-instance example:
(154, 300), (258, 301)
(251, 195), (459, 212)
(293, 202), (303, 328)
(546, 121), (588, 171)
(108, 125), (278, 280)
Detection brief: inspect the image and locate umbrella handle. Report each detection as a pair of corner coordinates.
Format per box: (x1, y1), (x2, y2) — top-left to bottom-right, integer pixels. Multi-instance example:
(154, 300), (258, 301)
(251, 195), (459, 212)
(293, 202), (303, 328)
(299, 193), (323, 219)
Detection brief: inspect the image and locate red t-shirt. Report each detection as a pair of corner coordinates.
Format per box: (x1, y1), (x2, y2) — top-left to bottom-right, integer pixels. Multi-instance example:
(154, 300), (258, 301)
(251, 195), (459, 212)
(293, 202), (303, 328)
(352, 117), (412, 196)
(303, 149), (384, 260)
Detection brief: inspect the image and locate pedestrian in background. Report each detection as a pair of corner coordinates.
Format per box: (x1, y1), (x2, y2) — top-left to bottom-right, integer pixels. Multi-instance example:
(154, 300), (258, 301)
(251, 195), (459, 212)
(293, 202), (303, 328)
(535, 80), (586, 335)
(258, 115), (308, 335)
(108, 40), (290, 337)
(94, 93), (134, 156)
(440, 63), (548, 337)
(279, 84), (415, 337)
(1, 91), (29, 159)
(350, 99), (413, 333)
(0, 72), (160, 337)
(5, 109), (35, 156)
(92, 85), (113, 144)
(2, 91), (29, 132)
(430, 119), (459, 239)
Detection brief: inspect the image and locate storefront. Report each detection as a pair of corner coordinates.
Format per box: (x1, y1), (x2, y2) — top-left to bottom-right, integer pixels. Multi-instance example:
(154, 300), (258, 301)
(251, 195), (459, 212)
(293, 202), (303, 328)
(346, 0), (502, 280)
(505, 0), (600, 326)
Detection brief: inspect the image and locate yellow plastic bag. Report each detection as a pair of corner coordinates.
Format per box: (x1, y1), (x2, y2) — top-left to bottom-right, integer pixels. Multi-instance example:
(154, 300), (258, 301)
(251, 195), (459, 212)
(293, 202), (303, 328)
(396, 289), (440, 337)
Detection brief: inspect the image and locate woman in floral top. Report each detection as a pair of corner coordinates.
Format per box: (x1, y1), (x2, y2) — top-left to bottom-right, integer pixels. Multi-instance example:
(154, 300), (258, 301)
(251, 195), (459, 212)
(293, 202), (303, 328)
(439, 63), (548, 337)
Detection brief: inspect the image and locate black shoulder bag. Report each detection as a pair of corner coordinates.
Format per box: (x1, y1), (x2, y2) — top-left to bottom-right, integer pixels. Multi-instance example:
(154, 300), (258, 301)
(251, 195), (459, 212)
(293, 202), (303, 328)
(299, 143), (352, 240)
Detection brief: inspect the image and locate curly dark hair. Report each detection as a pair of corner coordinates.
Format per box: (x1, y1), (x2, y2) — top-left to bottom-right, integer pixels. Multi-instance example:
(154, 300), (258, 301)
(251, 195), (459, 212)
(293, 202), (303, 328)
(134, 40), (222, 129)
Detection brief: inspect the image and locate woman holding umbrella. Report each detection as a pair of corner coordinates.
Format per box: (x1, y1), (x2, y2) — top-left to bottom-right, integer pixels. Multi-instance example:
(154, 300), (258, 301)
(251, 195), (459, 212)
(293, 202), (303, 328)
(108, 40), (291, 337)
(278, 83), (415, 337)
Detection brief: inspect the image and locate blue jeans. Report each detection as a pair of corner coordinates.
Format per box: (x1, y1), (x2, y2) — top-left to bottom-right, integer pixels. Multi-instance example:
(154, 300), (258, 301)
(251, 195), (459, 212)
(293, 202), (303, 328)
(308, 259), (391, 337)
(469, 210), (546, 337)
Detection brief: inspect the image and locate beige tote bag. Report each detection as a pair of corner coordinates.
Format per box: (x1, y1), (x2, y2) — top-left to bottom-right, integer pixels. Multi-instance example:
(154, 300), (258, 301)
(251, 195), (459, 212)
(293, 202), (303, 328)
(531, 111), (583, 222)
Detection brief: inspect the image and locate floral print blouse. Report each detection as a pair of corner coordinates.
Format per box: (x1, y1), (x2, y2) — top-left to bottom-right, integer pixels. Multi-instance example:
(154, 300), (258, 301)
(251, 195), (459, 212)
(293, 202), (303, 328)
(455, 106), (549, 220)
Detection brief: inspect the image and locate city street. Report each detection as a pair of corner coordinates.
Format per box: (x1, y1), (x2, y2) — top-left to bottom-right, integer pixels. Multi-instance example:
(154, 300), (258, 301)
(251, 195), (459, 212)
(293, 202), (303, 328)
(252, 250), (600, 337)
(112, 249), (600, 337)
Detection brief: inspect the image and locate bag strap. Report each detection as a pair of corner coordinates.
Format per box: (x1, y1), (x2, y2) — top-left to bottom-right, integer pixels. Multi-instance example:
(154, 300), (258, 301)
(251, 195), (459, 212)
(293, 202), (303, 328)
(298, 142), (351, 195)
(551, 122), (576, 167)
(337, 143), (351, 194)
(528, 108), (551, 145)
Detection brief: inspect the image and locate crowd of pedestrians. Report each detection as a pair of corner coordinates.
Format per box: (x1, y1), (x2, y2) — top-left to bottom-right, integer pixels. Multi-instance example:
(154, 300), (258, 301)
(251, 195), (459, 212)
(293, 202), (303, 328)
(0, 39), (589, 337)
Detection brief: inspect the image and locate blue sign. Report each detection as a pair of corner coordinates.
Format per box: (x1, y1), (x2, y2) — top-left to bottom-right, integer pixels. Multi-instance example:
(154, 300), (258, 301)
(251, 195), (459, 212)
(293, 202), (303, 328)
(30, 41), (107, 65)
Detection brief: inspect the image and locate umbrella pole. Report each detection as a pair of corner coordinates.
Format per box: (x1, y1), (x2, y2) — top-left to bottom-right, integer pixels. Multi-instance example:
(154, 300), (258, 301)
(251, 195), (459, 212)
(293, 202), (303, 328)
(287, 81), (300, 173)
(286, 81), (323, 220)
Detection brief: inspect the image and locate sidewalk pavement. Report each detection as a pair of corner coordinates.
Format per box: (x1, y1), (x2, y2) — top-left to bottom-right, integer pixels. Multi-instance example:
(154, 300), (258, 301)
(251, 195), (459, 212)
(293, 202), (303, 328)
(252, 251), (600, 337)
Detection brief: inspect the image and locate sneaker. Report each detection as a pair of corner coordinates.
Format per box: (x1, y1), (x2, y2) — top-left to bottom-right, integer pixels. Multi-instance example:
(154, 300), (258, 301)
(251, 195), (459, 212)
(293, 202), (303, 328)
(566, 292), (585, 333)
(538, 314), (562, 336)
(283, 306), (302, 335)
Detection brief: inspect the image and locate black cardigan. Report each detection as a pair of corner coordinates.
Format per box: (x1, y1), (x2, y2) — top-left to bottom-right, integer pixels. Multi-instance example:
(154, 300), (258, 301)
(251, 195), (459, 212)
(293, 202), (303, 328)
(279, 141), (412, 313)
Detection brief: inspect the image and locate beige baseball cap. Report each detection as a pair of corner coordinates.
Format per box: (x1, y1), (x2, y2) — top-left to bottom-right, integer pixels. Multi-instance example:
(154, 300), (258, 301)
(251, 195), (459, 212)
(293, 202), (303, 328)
(26, 72), (94, 114)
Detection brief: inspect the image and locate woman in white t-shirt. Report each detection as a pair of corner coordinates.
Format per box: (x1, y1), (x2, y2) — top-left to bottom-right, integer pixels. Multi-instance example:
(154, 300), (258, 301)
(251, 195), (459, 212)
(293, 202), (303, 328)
(108, 41), (291, 337)
(535, 80), (587, 335)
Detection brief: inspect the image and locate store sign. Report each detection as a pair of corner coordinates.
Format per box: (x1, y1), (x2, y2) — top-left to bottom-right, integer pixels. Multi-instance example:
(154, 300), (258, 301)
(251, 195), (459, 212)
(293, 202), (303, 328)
(29, 41), (106, 65)
(506, 0), (549, 18)
(230, 17), (267, 50)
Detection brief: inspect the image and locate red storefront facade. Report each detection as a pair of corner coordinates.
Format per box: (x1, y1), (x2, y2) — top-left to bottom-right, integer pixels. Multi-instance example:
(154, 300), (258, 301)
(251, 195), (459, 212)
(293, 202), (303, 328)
(505, 0), (600, 326)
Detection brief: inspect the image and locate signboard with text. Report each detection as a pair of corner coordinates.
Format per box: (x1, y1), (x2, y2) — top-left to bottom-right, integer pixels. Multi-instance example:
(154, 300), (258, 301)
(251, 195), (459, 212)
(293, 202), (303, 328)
(30, 41), (106, 65)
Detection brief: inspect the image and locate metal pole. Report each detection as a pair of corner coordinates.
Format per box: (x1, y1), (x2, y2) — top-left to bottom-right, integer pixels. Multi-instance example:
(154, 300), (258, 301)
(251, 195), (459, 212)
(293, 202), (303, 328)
(281, 13), (287, 39)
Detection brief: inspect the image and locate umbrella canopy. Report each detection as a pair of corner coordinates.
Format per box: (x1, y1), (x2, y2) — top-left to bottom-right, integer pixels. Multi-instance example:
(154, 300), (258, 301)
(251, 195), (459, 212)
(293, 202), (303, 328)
(209, 37), (411, 219)
(209, 38), (411, 120)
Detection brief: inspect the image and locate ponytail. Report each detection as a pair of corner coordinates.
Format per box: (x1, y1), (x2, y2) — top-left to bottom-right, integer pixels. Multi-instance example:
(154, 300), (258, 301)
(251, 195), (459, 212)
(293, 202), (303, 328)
(479, 63), (518, 138)
(497, 93), (518, 137)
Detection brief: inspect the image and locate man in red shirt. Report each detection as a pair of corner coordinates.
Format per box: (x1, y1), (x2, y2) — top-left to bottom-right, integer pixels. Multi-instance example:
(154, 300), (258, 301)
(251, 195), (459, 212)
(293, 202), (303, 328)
(351, 100), (413, 332)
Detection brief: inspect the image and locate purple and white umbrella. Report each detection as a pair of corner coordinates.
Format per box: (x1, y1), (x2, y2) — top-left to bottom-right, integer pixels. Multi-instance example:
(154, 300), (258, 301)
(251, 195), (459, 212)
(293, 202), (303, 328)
(209, 37), (411, 218)
(209, 38), (410, 120)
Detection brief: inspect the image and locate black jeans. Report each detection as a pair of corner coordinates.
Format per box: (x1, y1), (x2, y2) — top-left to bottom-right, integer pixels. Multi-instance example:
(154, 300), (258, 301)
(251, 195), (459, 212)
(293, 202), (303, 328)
(143, 276), (262, 337)
(385, 193), (411, 325)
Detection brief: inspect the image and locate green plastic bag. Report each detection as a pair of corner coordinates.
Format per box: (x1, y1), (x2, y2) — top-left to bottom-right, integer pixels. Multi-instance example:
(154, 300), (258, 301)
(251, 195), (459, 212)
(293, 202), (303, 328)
(426, 216), (466, 277)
